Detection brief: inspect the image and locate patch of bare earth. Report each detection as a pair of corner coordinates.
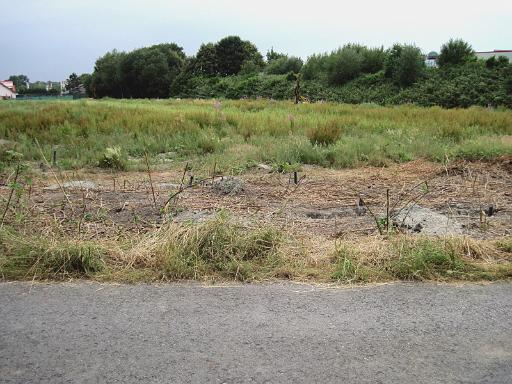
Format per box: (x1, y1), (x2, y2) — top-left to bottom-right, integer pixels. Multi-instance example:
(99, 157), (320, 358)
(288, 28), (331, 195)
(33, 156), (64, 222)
(3, 159), (510, 251)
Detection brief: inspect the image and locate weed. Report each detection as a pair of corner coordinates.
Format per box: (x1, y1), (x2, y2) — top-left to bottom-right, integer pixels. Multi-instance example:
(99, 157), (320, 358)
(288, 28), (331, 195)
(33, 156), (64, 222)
(98, 146), (127, 170)
(307, 121), (342, 146)
(496, 238), (512, 253)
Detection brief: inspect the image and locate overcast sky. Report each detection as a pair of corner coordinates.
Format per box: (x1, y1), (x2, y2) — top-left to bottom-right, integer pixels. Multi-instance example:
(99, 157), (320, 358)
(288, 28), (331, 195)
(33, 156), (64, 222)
(1, 0), (511, 81)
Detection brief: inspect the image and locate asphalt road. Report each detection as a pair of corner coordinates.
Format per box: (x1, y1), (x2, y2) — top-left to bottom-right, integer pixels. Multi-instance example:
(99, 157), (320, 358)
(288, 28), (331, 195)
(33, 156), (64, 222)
(1, 281), (511, 384)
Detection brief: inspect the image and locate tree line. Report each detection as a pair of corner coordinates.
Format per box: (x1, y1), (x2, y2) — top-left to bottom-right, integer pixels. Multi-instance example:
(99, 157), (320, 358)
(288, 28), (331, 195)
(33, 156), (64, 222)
(10, 37), (512, 107)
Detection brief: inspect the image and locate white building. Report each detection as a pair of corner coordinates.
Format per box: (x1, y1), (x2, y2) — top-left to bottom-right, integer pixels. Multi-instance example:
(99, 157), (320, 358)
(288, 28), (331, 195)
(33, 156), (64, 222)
(0, 80), (16, 99)
(425, 51), (439, 68)
(475, 50), (512, 62)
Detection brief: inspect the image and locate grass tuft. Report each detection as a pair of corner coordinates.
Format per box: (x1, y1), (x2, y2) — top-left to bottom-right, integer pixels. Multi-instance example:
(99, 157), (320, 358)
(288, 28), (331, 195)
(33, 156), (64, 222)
(0, 228), (106, 279)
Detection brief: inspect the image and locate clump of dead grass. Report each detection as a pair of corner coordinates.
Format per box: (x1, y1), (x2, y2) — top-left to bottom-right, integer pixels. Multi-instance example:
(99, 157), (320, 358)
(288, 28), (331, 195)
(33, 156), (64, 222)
(120, 213), (308, 281)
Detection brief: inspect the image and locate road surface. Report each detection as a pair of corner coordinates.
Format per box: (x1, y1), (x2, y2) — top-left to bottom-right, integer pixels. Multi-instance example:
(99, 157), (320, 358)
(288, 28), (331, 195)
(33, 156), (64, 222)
(1, 281), (511, 383)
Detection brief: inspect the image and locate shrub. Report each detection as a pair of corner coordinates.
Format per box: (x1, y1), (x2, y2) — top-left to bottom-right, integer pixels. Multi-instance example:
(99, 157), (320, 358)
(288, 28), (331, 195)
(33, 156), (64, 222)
(384, 44), (425, 87)
(98, 146), (127, 170)
(307, 121), (342, 146)
(331, 246), (372, 283)
(326, 46), (364, 85)
(438, 38), (475, 67)
(266, 56), (303, 75)
(496, 238), (512, 253)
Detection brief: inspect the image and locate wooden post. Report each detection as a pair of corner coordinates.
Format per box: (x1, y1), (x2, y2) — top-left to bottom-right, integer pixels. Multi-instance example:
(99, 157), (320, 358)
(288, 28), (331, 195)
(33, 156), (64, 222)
(52, 149), (57, 167)
(293, 171), (298, 185)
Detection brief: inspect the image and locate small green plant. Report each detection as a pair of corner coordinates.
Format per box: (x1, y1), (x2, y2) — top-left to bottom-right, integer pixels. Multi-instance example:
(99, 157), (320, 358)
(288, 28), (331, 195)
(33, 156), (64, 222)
(331, 245), (373, 283)
(98, 146), (127, 170)
(496, 238), (512, 253)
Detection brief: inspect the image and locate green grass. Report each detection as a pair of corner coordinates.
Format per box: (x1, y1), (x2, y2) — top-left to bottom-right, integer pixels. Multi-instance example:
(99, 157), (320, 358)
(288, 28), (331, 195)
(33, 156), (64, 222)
(497, 238), (512, 253)
(159, 214), (284, 281)
(331, 238), (512, 283)
(0, 227), (106, 279)
(1, 99), (511, 172)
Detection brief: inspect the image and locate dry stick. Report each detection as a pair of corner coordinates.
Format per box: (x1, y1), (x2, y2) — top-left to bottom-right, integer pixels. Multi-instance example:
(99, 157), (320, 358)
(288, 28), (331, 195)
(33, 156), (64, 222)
(386, 188), (390, 234)
(163, 162), (189, 211)
(35, 139), (74, 213)
(389, 176), (436, 214)
(212, 161), (217, 183)
(358, 197), (384, 235)
(77, 190), (87, 236)
(162, 174), (223, 210)
(0, 163), (21, 228)
(392, 180), (431, 219)
(144, 152), (157, 208)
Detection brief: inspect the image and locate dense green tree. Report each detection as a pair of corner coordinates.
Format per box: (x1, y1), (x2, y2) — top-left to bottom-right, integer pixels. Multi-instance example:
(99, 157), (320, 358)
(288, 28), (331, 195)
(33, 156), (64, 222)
(90, 50), (126, 98)
(504, 65), (512, 95)
(326, 46), (364, 85)
(8, 74), (29, 91)
(215, 36), (264, 76)
(396, 46), (425, 86)
(485, 56), (510, 69)
(194, 43), (219, 75)
(121, 43), (185, 98)
(265, 56), (303, 75)
(266, 48), (286, 62)
(65, 73), (81, 91)
(79, 73), (92, 96)
(384, 44), (425, 87)
(360, 46), (387, 74)
(437, 39), (475, 67)
(301, 53), (329, 81)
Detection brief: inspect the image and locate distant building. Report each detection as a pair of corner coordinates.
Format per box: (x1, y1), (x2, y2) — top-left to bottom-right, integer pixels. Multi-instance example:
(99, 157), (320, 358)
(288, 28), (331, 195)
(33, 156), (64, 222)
(425, 51), (439, 67)
(425, 49), (512, 67)
(0, 80), (16, 99)
(474, 50), (512, 61)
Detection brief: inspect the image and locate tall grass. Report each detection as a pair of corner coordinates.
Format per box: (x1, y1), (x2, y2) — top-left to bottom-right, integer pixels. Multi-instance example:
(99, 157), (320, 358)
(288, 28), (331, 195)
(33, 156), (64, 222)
(1, 99), (511, 171)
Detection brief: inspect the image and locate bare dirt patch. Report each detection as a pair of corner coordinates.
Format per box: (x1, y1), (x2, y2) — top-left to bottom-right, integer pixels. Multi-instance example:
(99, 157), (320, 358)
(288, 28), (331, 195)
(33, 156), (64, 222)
(4, 159), (510, 247)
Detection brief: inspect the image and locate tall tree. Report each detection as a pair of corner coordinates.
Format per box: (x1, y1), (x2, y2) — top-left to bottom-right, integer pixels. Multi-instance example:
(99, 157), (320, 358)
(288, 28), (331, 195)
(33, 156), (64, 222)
(384, 44), (425, 87)
(90, 50), (126, 98)
(215, 36), (264, 76)
(8, 74), (29, 91)
(65, 73), (81, 91)
(120, 43), (185, 98)
(194, 43), (219, 75)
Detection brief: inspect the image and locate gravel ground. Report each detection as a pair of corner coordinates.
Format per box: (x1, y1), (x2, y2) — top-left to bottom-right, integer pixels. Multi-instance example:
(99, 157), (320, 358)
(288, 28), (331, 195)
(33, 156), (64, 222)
(1, 281), (511, 384)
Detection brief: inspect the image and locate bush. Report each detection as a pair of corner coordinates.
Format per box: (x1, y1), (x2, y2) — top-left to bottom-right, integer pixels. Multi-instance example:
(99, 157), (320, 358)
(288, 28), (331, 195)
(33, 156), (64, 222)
(98, 146), (127, 170)
(438, 38), (475, 67)
(265, 56), (303, 75)
(307, 121), (342, 146)
(384, 44), (425, 87)
(326, 46), (364, 85)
